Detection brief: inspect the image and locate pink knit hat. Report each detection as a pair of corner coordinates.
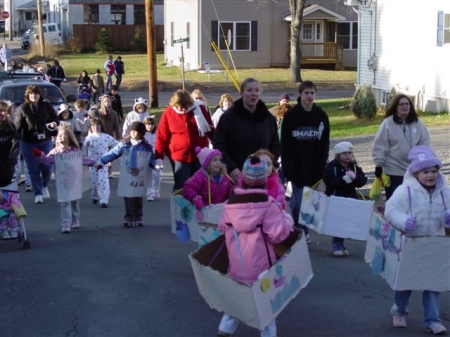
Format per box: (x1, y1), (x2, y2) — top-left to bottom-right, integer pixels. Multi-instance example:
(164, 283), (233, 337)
(195, 147), (222, 169)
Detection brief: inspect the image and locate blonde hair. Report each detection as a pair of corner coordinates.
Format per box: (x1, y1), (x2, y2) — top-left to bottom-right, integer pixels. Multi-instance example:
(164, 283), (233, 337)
(218, 94), (234, 108)
(253, 148), (276, 174)
(191, 89), (209, 106)
(74, 99), (87, 109)
(169, 90), (193, 108)
(100, 95), (113, 115)
(57, 126), (80, 149)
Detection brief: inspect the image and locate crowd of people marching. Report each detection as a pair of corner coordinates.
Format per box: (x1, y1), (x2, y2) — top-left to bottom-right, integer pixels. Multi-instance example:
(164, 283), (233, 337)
(0, 62), (448, 336)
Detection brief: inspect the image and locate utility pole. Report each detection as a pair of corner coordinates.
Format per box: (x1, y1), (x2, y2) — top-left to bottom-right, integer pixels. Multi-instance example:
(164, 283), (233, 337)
(36, 0), (45, 56)
(9, 0), (13, 41)
(145, 0), (158, 107)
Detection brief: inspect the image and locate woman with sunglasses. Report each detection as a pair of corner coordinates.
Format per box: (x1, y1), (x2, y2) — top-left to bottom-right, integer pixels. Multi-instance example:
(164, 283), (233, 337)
(372, 94), (430, 200)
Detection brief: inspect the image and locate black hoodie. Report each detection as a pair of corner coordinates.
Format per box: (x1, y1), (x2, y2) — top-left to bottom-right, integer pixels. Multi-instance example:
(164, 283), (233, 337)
(213, 98), (280, 173)
(281, 101), (330, 187)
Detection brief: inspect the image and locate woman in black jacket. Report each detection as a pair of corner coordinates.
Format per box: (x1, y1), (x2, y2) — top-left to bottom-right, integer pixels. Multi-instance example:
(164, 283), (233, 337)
(14, 85), (59, 204)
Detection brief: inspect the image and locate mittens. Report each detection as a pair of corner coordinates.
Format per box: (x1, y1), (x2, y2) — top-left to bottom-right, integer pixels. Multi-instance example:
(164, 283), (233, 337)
(343, 175), (352, 184)
(375, 166), (382, 178)
(444, 211), (450, 227)
(193, 197), (204, 211)
(32, 148), (43, 156)
(346, 170), (356, 180)
(94, 161), (103, 170)
(405, 217), (417, 235)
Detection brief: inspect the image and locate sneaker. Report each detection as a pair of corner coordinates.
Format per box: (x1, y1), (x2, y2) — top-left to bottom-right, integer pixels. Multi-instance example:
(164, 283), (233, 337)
(217, 331), (231, 337)
(343, 249), (350, 256)
(136, 222), (143, 227)
(393, 315), (407, 328)
(147, 195), (154, 202)
(2, 230), (10, 240)
(108, 174), (114, 179)
(9, 229), (18, 239)
(42, 187), (50, 199)
(426, 322), (447, 335)
(17, 179), (25, 186)
(155, 191), (160, 198)
(305, 233), (311, 244)
(35, 195), (43, 204)
(26, 185), (32, 192)
(61, 226), (71, 234)
(71, 222), (80, 229)
(92, 199), (98, 204)
(123, 222), (131, 228)
(333, 250), (345, 257)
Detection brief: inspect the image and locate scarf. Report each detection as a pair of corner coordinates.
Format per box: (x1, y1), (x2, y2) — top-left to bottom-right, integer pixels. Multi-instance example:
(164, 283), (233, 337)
(173, 101), (212, 137)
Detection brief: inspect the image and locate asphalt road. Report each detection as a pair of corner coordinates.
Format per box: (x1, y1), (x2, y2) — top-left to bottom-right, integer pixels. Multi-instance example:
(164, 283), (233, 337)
(1, 37), (449, 337)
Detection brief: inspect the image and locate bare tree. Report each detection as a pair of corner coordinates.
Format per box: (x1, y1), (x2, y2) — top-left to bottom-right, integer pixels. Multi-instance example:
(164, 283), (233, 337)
(288, 0), (306, 83)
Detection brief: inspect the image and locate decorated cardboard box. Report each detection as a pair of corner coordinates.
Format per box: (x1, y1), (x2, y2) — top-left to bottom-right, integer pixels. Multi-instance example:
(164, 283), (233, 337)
(170, 194), (224, 243)
(299, 187), (374, 240)
(365, 211), (450, 291)
(189, 230), (313, 330)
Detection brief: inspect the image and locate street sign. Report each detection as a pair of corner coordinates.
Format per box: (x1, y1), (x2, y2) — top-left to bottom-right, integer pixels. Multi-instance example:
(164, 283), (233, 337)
(173, 37), (189, 44)
(1, 11), (9, 19)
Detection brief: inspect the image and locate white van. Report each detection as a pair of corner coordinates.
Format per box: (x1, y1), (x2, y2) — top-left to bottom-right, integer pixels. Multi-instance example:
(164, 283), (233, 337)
(31, 23), (63, 45)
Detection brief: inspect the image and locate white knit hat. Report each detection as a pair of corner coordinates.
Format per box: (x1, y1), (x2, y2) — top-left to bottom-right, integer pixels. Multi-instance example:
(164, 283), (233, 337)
(133, 97), (148, 112)
(334, 141), (354, 155)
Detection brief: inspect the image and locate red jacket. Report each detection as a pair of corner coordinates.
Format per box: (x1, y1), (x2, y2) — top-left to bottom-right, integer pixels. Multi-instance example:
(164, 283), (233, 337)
(155, 103), (215, 163)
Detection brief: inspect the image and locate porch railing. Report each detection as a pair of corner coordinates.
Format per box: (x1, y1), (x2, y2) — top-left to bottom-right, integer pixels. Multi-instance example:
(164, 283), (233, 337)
(300, 42), (344, 70)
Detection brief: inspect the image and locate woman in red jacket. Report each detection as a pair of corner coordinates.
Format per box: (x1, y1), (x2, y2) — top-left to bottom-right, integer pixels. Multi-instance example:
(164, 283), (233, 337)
(155, 90), (215, 190)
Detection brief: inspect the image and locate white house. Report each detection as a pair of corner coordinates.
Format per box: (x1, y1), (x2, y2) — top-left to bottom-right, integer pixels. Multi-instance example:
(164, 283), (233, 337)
(347, 0), (450, 113)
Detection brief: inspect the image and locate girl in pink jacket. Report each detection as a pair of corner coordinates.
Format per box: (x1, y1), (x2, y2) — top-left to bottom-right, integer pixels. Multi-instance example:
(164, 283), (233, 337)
(182, 147), (234, 210)
(217, 155), (294, 337)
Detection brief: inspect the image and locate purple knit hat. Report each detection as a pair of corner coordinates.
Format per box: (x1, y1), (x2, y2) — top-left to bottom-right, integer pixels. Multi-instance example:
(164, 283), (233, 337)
(195, 147), (222, 169)
(408, 145), (442, 174)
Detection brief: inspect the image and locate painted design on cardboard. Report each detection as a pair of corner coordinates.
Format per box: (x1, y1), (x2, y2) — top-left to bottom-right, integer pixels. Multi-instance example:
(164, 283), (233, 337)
(369, 216), (401, 255)
(273, 264), (286, 288)
(63, 163), (78, 192)
(300, 189), (321, 226)
(270, 275), (301, 314)
(173, 195), (195, 222)
(261, 277), (271, 292)
(175, 220), (190, 242)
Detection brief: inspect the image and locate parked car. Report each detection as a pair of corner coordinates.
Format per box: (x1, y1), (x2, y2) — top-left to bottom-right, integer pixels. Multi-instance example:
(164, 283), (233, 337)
(0, 73), (75, 111)
(21, 33), (30, 50)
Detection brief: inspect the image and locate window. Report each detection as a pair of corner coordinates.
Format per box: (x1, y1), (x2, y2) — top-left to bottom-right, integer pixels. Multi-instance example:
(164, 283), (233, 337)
(316, 23), (321, 40)
(211, 21), (257, 51)
(84, 5), (99, 24)
(25, 12), (32, 21)
(302, 23), (312, 40)
(445, 14), (450, 44)
(111, 5), (126, 25)
(186, 22), (190, 49)
(333, 22), (358, 49)
(134, 5), (145, 25)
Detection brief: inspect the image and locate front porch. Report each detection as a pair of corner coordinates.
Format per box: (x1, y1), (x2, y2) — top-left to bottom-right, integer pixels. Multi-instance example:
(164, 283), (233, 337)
(300, 42), (344, 70)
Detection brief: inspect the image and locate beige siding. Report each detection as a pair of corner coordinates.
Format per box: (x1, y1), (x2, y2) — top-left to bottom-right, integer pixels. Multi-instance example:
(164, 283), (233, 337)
(269, 1), (290, 67)
(342, 50), (357, 69)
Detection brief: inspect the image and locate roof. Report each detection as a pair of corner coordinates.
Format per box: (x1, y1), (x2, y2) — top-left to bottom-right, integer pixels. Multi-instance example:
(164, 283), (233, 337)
(16, 1), (37, 10)
(283, 3), (352, 22)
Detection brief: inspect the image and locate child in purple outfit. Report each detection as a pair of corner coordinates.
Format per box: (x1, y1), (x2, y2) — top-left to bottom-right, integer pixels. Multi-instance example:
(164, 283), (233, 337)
(182, 147), (234, 210)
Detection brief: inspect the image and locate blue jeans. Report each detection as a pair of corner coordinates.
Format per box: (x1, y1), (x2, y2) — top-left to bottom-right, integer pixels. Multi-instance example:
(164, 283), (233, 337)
(20, 140), (53, 196)
(393, 290), (442, 327)
(289, 183), (308, 234)
(385, 174), (403, 200)
(115, 74), (122, 88)
(169, 159), (200, 191)
(106, 74), (113, 90)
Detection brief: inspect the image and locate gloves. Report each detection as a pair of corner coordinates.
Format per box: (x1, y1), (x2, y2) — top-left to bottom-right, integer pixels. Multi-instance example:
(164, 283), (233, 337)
(343, 175), (352, 184)
(346, 170), (356, 180)
(193, 197), (205, 211)
(32, 148), (43, 156)
(405, 217), (417, 235)
(94, 161), (103, 170)
(375, 166), (382, 178)
(155, 159), (164, 170)
(444, 211), (450, 227)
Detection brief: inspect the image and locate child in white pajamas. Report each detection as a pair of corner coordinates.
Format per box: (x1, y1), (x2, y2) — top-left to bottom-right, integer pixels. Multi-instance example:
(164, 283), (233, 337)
(84, 118), (118, 207)
(144, 115), (162, 201)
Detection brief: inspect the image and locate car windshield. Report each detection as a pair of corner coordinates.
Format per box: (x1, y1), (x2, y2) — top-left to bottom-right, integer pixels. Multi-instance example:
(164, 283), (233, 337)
(0, 84), (65, 106)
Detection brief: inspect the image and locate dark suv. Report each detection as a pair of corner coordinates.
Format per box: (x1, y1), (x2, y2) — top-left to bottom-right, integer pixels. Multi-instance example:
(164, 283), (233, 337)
(0, 73), (71, 111)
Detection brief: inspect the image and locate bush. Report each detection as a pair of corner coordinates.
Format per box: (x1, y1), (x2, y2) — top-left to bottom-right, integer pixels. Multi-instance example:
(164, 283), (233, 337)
(131, 27), (146, 53)
(28, 43), (60, 59)
(385, 86), (398, 111)
(350, 84), (377, 119)
(66, 35), (83, 53)
(95, 28), (112, 54)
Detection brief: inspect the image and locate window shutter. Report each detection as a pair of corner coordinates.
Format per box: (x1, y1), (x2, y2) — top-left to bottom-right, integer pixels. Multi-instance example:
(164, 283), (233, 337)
(211, 21), (218, 51)
(437, 11), (444, 47)
(251, 21), (258, 51)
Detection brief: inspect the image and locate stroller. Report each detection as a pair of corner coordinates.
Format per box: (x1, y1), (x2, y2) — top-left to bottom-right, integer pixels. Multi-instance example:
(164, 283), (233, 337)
(0, 180), (30, 249)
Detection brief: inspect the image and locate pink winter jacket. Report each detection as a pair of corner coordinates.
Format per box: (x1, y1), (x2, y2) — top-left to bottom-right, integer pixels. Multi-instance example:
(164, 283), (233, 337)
(218, 188), (294, 285)
(182, 168), (234, 205)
